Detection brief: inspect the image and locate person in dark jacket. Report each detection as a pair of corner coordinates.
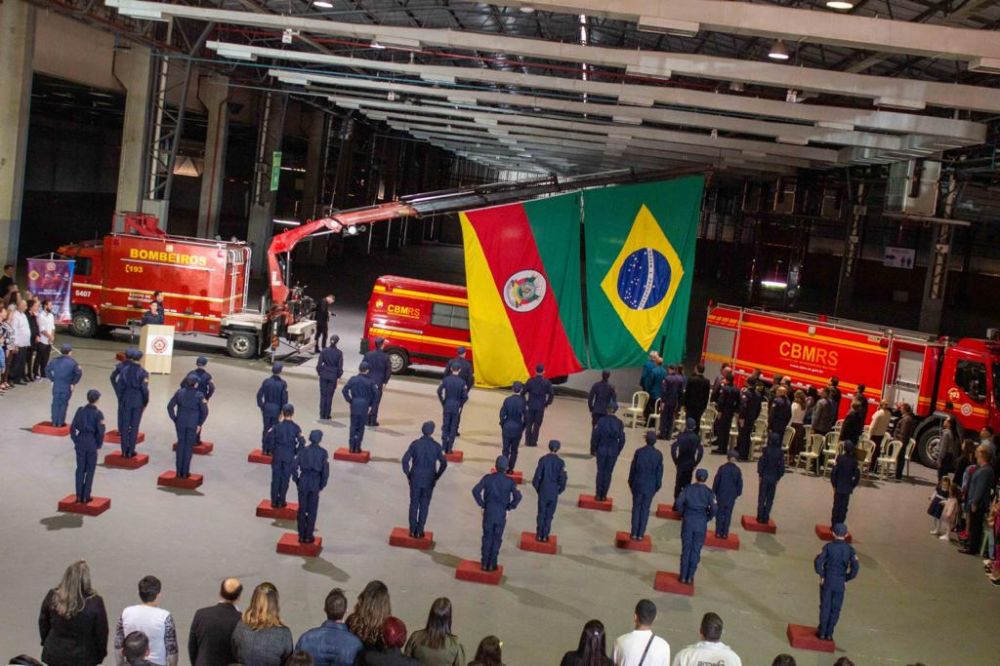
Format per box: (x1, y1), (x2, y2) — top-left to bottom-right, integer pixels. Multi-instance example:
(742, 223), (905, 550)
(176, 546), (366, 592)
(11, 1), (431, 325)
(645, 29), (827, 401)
(188, 578), (243, 666)
(47, 343), (82, 427)
(316, 335), (344, 421)
(838, 400), (865, 448)
(814, 523), (860, 641)
(294, 430), (330, 544)
(676, 469), (717, 584)
(811, 389), (836, 437)
(401, 422), (448, 539)
(362, 617), (418, 665)
(472, 456), (522, 571)
(313, 294), (335, 352)
(768, 386), (792, 446)
(593, 403), (626, 502)
(756, 432), (785, 524)
(266, 404), (304, 508)
(531, 439), (567, 542)
(363, 338), (391, 426)
(658, 365), (684, 440)
(342, 363), (378, 453)
(183, 356), (215, 444)
(830, 441), (861, 528)
(167, 377), (209, 479)
(499, 382), (526, 471)
(893, 403), (917, 480)
(827, 377), (843, 417)
(70, 389), (105, 503)
(712, 449), (743, 539)
(671, 418), (704, 500)
(683, 364), (711, 430)
(736, 378), (762, 460)
(39, 560), (109, 666)
(960, 445), (996, 555)
(111, 348), (148, 458)
(296, 588), (363, 666)
(256, 363), (288, 455)
(712, 374), (740, 454)
(445, 346), (474, 436)
(437, 366), (468, 456)
(140, 301), (165, 326)
(628, 431), (664, 540)
(587, 370), (617, 426)
(524, 364), (554, 447)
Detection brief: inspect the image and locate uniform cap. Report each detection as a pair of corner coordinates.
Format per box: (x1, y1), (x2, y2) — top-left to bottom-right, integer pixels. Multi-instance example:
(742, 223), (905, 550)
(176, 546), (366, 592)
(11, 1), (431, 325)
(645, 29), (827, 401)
(375, 337), (385, 346)
(695, 468), (709, 482)
(601, 369), (611, 379)
(86, 389), (101, 403)
(125, 348), (136, 360)
(512, 381), (523, 393)
(535, 364), (544, 373)
(644, 431), (657, 445)
(309, 430), (323, 444)
(331, 334), (340, 345)
(421, 421), (435, 436)
(726, 448), (740, 460)
(272, 362), (283, 374)
(548, 439), (561, 452)
(359, 361), (370, 371)
(60, 343), (73, 354)
(495, 455), (509, 473)
(196, 356), (208, 366)
(832, 523), (848, 537)
(133, 350), (143, 360)
(457, 346), (466, 354)
(686, 417), (697, 430)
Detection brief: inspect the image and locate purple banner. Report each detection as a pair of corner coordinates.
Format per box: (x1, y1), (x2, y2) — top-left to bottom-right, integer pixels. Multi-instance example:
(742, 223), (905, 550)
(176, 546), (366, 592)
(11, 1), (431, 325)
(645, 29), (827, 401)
(27, 259), (75, 324)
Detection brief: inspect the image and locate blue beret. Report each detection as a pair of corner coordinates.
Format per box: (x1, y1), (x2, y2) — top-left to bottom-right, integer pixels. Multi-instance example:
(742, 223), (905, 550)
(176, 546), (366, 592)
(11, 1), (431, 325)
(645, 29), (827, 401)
(196, 356), (208, 366)
(695, 468), (709, 481)
(548, 439), (561, 452)
(272, 362), (283, 374)
(359, 361), (370, 371)
(309, 430), (323, 443)
(457, 346), (466, 354)
(495, 455), (509, 472)
(512, 381), (523, 392)
(833, 523), (848, 537)
(535, 364), (544, 373)
(60, 343), (73, 354)
(421, 421), (435, 436)
(686, 417), (697, 430)
(645, 431), (657, 445)
(375, 337), (385, 346)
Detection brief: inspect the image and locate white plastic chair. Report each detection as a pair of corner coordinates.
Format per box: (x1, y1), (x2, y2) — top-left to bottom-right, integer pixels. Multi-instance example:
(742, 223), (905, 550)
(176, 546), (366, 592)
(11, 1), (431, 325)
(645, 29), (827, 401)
(797, 434), (825, 475)
(781, 425), (795, 455)
(877, 439), (902, 480)
(823, 442), (844, 476)
(749, 420), (768, 460)
(624, 391), (649, 429)
(646, 399), (664, 432)
(902, 437), (918, 478)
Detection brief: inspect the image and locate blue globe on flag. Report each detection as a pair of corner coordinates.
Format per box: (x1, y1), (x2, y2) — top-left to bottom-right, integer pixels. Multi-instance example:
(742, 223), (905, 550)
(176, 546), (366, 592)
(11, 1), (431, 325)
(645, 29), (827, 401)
(616, 248), (671, 310)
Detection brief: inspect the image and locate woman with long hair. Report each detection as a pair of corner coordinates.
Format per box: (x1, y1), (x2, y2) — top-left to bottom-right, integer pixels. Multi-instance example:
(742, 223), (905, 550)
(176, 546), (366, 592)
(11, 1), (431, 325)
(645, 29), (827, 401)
(560, 620), (612, 666)
(404, 597), (465, 666)
(231, 582), (294, 666)
(347, 580), (392, 651)
(38, 560), (109, 666)
(467, 636), (503, 666)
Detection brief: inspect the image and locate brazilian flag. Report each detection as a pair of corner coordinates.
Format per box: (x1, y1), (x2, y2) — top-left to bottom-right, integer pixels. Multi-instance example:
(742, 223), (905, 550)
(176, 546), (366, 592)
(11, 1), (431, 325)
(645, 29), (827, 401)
(583, 175), (704, 368)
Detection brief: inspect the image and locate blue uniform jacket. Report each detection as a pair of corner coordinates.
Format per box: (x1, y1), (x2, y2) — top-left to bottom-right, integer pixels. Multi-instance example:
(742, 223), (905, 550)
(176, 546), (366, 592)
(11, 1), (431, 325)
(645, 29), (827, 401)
(660, 373), (684, 404)
(524, 375), (554, 410)
(141, 311), (164, 326)
(47, 356), (82, 391)
(70, 405), (105, 452)
(472, 472), (522, 521)
(109, 361), (127, 400)
(117, 362), (149, 406)
(628, 445), (664, 494)
(815, 540), (860, 585)
(317, 347), (344, 381)
(838, 409), (864, 445)
(593, 415), (626, 457)
(267, 420), (305, 462)
(588, 380), (617, 415)
(532, 453), (567, 498)
(256, 376), (288, 415)
(402, 435), (448, 488)
(768, 395), (792, 434)
(716, 384), (740, 413)
(438, 375), (469, 411)
(671, 431), (704, 468)
(167, 388), (208, 427)
(739, 388), (762, 422)
(183, 368), (215, 400)
(757, 444), (786, 481)
(676, 483), (717, 527)
(363, 349), (391, 385)
(499, 394), (526, 437)
(712, 462), (744, 503)
(830, 454), (861, 493)
(644, 365), (666, 399)
(446, 356), (474, 388)
(342, 375), (377, 415)
(294, 444), (330, 491)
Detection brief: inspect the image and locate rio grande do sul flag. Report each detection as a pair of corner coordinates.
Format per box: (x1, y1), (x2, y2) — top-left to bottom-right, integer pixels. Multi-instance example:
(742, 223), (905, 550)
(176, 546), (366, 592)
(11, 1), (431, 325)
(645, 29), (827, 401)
(459, 193), (586, 387)
(584, 175), (704, 368)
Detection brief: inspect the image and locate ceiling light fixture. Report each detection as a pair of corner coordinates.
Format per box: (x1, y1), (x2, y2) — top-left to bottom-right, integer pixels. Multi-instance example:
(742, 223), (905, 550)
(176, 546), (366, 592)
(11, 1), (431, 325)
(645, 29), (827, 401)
(825, 1), (854, 9)
(312, 0), (333, 7)
(519, 5), (536, 13)
(768, 39), (790, 61)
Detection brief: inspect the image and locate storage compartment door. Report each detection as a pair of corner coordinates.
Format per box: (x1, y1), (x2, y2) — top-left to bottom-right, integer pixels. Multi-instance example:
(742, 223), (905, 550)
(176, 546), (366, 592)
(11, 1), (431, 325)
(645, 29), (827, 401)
(888, 348), (924, 407)
(703, 325), (737, 380)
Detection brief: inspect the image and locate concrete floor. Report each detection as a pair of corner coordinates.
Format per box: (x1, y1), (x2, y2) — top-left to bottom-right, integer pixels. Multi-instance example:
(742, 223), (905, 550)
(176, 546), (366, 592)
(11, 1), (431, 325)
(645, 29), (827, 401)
(1, 318), (996, 666)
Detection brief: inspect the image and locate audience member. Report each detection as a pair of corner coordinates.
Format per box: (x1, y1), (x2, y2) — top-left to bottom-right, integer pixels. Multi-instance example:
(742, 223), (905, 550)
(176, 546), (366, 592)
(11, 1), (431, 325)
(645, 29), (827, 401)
(960, 445), (996, 555)
(38, 560), (109, 666)
(0, 263), (14, 296)
(9, 299), (30, 384)
(404, 597), (465, 666)
(347, 581), (392, 652)
(188, 578), (242, 666)
(25, 299), (40, 380)
(468, 636), (503, 666)
(33, 299), (55, 379)
(362, 617), (418, 665)
(771, 656), (796, 666)
(612, 599), (670, 666)
(8, 656), (44, 666)
(285, 651), (316, 666)
(296, 588), (362, 666)
(671, 612), (740, 666)
(231, 582), (294, 666)
(561, 620), (613, 666)
(123, 631), (154, 666)
(832, 659), (855, 666)
(114, 575), (179, 666)
(867, 401), (892, 473)
(0, 306), (12, 391)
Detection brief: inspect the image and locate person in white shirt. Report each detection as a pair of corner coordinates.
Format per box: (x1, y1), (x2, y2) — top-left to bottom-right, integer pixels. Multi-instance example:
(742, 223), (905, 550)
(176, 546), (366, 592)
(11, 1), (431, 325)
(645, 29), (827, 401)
(612, 599), (670, 666)
(114, 576), (179, 666)
(10, 299), (31, 384)
(671, 612), (741, 666)
(866, 401), (892, 473)
(33, 299), (55, 379)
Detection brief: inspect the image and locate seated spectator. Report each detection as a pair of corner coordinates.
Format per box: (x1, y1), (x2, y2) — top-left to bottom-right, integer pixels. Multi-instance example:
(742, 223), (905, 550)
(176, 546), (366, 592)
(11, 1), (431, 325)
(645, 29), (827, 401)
(561, 620), (613, 666)
(347, 581), (392, 652)
(231, 582), (294, 666)
(285, 651), (315, 666)
(362, 617), (418, 665)
(771, 656), (796, 666)
(296, 588), (362, 666)
(404, 597), (466, 665)
(38, 560), (109, 666)
(832, 659), (854, 666)
(8, 656), (44, 666)
(612, 600), (670, 666)
(123, 631), (154, 666)
(188, 577), (243, 666)
(114, 575), (178, 666)
(468, 636), (503, 666)
(670, 613), (740, 666)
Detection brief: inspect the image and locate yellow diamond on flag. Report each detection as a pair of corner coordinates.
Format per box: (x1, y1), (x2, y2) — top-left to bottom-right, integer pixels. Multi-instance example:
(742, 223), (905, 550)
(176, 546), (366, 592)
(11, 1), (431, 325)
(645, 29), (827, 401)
(599, 204), (685, 352)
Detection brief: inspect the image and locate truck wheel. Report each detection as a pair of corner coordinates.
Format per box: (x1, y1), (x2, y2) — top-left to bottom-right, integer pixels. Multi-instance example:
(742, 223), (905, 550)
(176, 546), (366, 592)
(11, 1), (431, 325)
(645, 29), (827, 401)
(387, 349), (409, 374)
(226, 332), (258, 359)
(71, 309), (97, 338)
(917, 426), (941, 468)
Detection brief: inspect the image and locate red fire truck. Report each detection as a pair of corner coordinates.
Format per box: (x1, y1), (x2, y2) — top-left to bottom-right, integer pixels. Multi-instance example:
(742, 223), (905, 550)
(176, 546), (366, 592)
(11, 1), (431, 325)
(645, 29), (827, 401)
(701, 303), (1000, 467)
(361, 276), (472, 374)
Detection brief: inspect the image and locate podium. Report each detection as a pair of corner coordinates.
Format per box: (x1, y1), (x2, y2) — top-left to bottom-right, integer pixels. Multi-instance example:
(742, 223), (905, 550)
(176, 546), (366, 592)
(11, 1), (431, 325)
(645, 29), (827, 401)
(140, 325), (175, 374)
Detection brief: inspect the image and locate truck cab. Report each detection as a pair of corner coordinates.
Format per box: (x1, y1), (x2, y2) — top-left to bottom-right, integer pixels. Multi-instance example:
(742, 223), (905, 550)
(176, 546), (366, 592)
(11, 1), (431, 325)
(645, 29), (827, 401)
(59, 242), (106, 338)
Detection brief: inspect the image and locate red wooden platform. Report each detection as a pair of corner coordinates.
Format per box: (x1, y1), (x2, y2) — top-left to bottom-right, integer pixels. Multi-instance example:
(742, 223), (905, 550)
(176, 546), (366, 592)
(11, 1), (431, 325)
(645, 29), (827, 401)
(653, 571), (694, 596)
(656, 503), (681, 520)
(815, 524), (853, 543)
(519, 532), (557, 554)
(786, 624), (835, 652)
(705, 533), (741, 550)
(444, 451), (464, 463)
(388, 527), (434, 550)
(615, 532), (652, 552)
(455, 559), (502, 585)
(157, 472), (203, 489)
(578, 494), (613, 511)
(104, 452), (149, 469)
(490, 469), (523, 484)
(256, 500), (298, 521)
(172, 442), (214, 455)
(276, 533), (322, 557)
(334, 448), (370, 463)
(32, 422), (69, 437)
(247, 449), (272, 464)
(741, 515), (777, 533)
(57, 495), (111, 516)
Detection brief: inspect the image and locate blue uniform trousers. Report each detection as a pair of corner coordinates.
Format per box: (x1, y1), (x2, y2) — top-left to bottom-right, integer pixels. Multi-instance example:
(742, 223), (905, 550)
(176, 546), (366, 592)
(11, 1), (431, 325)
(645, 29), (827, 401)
(441, 409), (459, 453)
(261, 413), (278, 453)
(819, 584), (846, 638)
(536, 496), (557, 540)
(659, 402), (678, 439)
(757, 479), (777, 522)
(736, 422), (754, 460)
(631, 492), (653, 538)
(831, 492), (851, 527)
(716, 499), (736, 537)
(714, 412), (735, 453)
(674, 465), (694, 500)
(525, 407), (544, 447)
(122, 404), (143, 456)
(52, 390), (71, 427)
(502, 434), (521, 472)
(297, 487), (320, 541)
(271, 459), (293, 506)
(409, 485), (433, 536)
(318, 379), (337, 420)
(175, 424), (197, 477)
(481, 517), (506, 568)
(75, 450), (97, 501)
(680, 526), (706, 581)
(367, 384), (383, 425)
(595, 455), (618, 500)
(349, 414), (367, 452)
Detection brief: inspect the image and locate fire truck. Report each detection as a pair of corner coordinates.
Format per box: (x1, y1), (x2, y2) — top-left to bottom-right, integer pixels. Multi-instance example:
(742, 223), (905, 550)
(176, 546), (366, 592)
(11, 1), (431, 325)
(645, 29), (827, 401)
(701, 303), (1000, 467)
